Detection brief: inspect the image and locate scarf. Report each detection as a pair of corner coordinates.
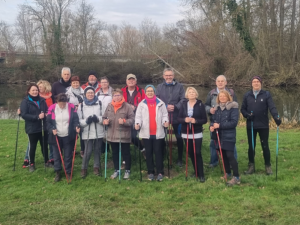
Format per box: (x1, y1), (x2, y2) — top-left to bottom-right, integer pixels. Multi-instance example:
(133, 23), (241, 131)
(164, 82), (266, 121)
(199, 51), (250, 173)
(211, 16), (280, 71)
(60, 78), (71, 87)
(28, 95), (40, 107)
(219, 102), (227, 111)
(71, 87), (82, 96)
(40, 92), (52, 100)
(111, 97), (125, 113)
(83, 96), (98, 106)
(145, 95), (156, 104)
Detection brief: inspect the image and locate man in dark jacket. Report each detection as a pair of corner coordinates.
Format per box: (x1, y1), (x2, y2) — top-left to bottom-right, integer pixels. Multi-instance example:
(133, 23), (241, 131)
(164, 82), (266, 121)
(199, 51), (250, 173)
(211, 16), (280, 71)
(205, 75), (238, 168)
(156, 68), (185, 167)
(241, 76), (281, 175)
(52, 67), (72, 101)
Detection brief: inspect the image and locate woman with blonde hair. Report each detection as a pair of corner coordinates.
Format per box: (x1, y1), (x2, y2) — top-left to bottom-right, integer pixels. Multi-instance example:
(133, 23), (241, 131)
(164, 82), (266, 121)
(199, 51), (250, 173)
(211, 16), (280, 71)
(210, 90), (240, 186)
(37, 80), (53, 107)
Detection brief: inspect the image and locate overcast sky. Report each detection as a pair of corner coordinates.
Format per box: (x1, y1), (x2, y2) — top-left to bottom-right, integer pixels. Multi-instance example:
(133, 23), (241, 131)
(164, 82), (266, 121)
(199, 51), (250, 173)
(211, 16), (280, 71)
(0, 0), (187, 27)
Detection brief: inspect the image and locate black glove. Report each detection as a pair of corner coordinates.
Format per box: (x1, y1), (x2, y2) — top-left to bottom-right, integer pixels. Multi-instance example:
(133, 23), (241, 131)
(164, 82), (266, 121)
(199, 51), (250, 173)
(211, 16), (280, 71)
(247, 113), (254, 121)
(92, 114), (99, 123)
(86, 116), (93, 125)
(275, 117), (281, 126)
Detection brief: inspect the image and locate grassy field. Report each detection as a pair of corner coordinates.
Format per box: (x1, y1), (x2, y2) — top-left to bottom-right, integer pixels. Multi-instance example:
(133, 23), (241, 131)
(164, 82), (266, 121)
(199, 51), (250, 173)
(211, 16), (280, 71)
(1, 119), (300, 224)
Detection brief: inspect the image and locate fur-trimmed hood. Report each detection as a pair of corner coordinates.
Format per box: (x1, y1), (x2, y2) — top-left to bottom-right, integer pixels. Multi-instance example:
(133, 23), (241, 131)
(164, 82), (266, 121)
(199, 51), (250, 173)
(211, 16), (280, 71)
(214, 101), (239, 111)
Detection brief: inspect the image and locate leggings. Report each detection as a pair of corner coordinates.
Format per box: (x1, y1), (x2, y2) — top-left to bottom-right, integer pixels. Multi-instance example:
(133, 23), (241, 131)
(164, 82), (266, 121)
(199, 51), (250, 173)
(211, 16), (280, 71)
(184, 138), (204, 178)
(28, 131), (49, 164)
(110, 142), (131, 171)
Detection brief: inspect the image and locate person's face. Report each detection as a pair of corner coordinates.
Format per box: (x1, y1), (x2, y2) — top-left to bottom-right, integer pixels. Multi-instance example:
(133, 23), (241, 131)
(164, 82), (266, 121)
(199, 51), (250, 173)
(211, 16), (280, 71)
(88, 75), (97, 85)
(62, 70), (71, 82)
(113, 92), (123, 102)
(71, 81), (80, 89)
(126, 78), (136, 88)
(100, 79), (109, 89)
(86, 90), (95, 100)
(187, 89), (197, 100)
(28, 86), (39, 97)
(145, 87), (155, 98)
(58, 102), (67, 109)
(219, 93), (228, 103)
(163, 71), (174, 84)
(38, 84), (45, 94)
(216, 77), (227, 90)
(252, 79), (261, 90)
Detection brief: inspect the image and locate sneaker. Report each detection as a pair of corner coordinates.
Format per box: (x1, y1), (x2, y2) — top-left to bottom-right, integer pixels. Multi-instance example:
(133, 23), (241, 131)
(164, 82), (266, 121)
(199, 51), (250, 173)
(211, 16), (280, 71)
(244, 163), (254, 175)
(265, 166), (273, 175)
(199, 177), (205, 183)
(123, 170), (130, 180)
(94, 167), (100, 176)
(54, 172), (61, 182)
(45, 161), (53, 168)
(148, 174), (154, 181)
(81, 169), (87, 179)
(29, 163), (35, 172)
(22, 160), (29, 168)
(226, 177), (241, 186)
(157, 173), (163, 181)
(110, 170), (119, 179)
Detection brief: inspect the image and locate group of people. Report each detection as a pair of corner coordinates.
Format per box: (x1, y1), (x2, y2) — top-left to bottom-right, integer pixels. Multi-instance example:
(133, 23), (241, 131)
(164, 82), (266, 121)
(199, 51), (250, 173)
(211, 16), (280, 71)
(19, 67), (281, 186)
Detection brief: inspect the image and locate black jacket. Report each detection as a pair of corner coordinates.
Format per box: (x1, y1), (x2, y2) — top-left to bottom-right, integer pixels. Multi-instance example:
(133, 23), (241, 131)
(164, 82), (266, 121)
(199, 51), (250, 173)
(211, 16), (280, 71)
(20, 96), (48, 134)
(211, 102), (239, 143)
(178, 99), (207, 135)
(52, 78), (71, 101)
(241, 90), (279, 129)
(156, 80), (185, 124)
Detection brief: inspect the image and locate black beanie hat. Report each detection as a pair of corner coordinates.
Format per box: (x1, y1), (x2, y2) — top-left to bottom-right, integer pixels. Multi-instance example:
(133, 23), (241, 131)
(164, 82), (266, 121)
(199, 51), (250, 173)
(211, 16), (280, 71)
(84, 86), (95, 96)
(88, 70), (98, 78)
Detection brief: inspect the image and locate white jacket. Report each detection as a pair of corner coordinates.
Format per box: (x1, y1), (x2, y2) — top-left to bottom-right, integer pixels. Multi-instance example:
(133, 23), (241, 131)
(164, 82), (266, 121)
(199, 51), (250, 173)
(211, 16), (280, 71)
(65, 87), (84, 106)
(77, 97), (111, 139)
(135, 98), (169, 139)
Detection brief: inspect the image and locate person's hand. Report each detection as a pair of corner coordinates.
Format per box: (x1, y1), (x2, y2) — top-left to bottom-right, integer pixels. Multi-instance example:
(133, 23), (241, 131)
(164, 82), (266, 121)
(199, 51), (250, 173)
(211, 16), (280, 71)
(76, 127), (80, 133)
(17, 108), (21, 115)
(163, 121), (169, 127)
(191, 118), (196, 124)
(167, 105), (174, 112)
(185, 117), (192, 123)
(119, 118), (124, 124)
(213, 123), (220, 129)
(275, 117), (281, 126)
(86, 116), (93, 125)
(53, 129), (57, 135)
(103, 119), (109, 125)
(247, 113), (254, 121)
(92, 114), (99, 123)
(135, 124), (140, 130)
(39, 112), (44, 119)
(210, 107), (216, 114)
(209, 126), (215, 132)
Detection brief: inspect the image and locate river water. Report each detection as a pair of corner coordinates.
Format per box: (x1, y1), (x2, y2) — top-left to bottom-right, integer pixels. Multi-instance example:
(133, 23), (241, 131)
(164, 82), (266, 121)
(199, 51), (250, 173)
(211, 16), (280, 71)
(0, 84), (299, 122)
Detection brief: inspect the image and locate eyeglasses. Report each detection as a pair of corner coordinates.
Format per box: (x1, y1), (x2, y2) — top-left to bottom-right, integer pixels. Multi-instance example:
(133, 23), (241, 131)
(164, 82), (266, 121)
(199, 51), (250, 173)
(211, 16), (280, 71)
(146, 90), (154, 93)
(101, 82), (108, 84)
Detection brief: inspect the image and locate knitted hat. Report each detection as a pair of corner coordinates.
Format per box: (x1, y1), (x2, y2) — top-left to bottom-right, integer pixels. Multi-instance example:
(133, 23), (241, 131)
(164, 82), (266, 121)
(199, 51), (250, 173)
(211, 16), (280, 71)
(71, 76), (80, 82)
(84, 86), (95, 96)
(251, 76), (262, 83)
(145, 84), (156, 93)
(88, 70), (98, 79)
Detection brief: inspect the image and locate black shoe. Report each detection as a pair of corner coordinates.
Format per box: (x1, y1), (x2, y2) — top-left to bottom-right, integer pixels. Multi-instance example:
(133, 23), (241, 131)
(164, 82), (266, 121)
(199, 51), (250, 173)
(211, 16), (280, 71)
(22, 160), (29, 168)
(29, 164), (35, 172)
(199, 177), (205, 183)
(54, 172), (61, 182)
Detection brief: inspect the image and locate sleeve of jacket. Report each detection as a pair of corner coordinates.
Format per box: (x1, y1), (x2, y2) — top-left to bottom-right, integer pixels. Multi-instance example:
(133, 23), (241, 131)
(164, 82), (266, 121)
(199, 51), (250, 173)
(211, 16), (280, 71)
(174, 84), (185, 110)
(219, 108), (239, 130)
(72, 106), (80, 130)
(266, 92), (279, 119)
(155, 84), (162, 99)
(240, 92), (249, 118)
(77, 104), (88, 128)
(195, 103), (207, 125)
(20, 100), (38, 121)
(135, 102), (143, 128)
(177, 103), (186, 124)
(161, 104), (169, 125)
(205, 92), (212, 114)
(46, 108), (55, 133)
(123, 105), (135, 127)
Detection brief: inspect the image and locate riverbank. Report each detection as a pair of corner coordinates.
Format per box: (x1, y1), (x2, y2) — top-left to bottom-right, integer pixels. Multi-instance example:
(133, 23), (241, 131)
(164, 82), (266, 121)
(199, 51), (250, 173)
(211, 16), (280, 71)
(1, 120), (300, 224)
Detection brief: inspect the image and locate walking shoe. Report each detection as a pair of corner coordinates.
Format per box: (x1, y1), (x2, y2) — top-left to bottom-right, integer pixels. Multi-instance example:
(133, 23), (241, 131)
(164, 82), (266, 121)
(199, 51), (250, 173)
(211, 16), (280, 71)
(199, 177), (205, 183)
(45, 161), (53, 168)
(265, 166), (273, 175)
(22, 160), (29, 168)
(49, 159), (54, 165)
(29, 164), (35, 172)
(148, 174), (154, 181)
(81, 169), (87, 179)
(93, 167), (100, 176)
(157, 173), (163, 181)
(54, 171), (61, 182)
(244, 163), (254, 175)
(123, 170), (130, 180)
(176, 160), (183, 167)
(221, 173), (232, 180)
(110, 170), (119, 179)
(226, 176), (241, 186)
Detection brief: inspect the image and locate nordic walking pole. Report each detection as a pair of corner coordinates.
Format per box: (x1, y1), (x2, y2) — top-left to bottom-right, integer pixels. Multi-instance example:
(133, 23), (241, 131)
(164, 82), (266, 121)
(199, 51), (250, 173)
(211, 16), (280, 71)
(164, 122), (170, 179)
(276, 115), (279, 181)
(104, 124), (108, 182)
(214, 140), (223, 174)
(94, 122), (102, 177)
(70, 132), (78, 183)
(169, 113), (173, 169)
(216, 129), (227, 182)
(83, 124), (91, 179)
(13, 110), (21, 171)
(119, 125), (121, 184)
(185, 125), (189, 181)
(251, 111), (255, 173)
(192, 124), (198, 180)
(137, 123), (142, 181)
(41, 111), (46, 172)
(56, 136), (69, 183)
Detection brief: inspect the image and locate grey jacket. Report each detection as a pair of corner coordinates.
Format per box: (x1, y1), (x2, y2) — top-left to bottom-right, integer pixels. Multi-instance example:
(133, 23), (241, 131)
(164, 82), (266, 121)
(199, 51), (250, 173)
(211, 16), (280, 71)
(156, 80), (185, 124)
(135, 98), (169, 139)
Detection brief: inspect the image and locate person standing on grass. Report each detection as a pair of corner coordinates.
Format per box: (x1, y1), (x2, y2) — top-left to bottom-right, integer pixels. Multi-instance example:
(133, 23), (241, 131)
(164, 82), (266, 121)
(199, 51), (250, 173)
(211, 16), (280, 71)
(52, 67), (72, 100)
(156, 68), (185, 167)
(121, 74), (146, 159)
(135, 85), (169, 181)
(78, 87), (108, 178)
(241, 76), (281, 175)
(210, 90), (240, 186)
(81, 70), (101, 95)
(205, 75), (238, 168)
(103, 89), (134, 180)
(47, 93), (80, 182)
(20, 84), (50, 172)
(178, 87), (207, 182)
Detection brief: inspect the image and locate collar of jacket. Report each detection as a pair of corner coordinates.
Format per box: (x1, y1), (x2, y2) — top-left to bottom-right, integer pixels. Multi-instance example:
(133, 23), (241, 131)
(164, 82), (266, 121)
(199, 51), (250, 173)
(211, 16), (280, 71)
(163, 79), (177, 86)
(215, 101), (238, 110)
(142, 98), (161, 105)
(122, 85), (141, 92)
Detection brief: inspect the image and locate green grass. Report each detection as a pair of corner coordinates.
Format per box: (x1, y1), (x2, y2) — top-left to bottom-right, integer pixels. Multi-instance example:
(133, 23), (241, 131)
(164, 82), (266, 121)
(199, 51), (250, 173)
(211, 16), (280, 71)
(1, 119), (300, 224)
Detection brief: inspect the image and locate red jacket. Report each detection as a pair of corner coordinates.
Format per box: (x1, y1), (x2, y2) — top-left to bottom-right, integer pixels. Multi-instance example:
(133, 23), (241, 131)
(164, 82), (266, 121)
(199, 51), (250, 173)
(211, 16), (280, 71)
(121, 85), (145, 107)
(81, 82), (101, 94)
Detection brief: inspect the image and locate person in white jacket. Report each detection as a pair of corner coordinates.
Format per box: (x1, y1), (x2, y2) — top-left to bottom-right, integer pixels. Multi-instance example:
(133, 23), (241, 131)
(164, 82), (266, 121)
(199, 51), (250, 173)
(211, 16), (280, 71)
(135, 85), (169, 181)
(77, 86), (111, 178)
(65, 76), (84, 107)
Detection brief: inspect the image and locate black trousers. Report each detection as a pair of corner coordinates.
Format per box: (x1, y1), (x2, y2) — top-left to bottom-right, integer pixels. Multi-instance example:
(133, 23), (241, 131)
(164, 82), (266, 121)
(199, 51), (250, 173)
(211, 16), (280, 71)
(79, 130), (85, 152)
(131, 127), (144, 151)
(53, 136), (73, 174)
(110, 142), (131, 171)
(184, 138), (204, 177)
(247, 128), (271, 166)
(143, 137), (164, 175)
(222, 150), (239, 177)
(28, 131), (49, 164)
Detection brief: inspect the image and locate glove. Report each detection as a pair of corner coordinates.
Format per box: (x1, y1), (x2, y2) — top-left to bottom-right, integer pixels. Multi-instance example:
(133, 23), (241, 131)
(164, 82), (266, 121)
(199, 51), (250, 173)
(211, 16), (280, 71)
(92, 114), (99, 123)
(86, 116), (93, 125)
(275, 117), (281, 126)
(247, 113), (254, 121)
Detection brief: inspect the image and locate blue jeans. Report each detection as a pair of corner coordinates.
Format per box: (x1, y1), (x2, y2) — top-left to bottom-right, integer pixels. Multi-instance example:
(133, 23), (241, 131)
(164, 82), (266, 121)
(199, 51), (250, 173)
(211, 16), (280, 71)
(24, 142), (53, 160)
(210, 139), (238, 165)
